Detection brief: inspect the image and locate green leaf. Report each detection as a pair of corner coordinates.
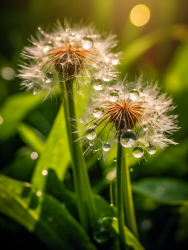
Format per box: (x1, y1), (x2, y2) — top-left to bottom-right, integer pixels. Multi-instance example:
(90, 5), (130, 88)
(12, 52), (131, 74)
(17, 122), (45, 154)
(0, 147), (36, 182)
(132, 178), (188, 205)
(164, 39), (188, 93)
(31, 106), (70, 189)
(176, 202), (188, 242)
(0, 92), (44, 142)
(42, 168), (116, 221)
(0, 174), (96, 250)
(103, 217), (145, 250)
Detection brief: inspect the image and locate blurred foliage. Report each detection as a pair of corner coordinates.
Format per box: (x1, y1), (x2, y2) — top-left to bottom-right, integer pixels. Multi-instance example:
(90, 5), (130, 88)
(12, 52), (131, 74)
(0, 0), (188, 249)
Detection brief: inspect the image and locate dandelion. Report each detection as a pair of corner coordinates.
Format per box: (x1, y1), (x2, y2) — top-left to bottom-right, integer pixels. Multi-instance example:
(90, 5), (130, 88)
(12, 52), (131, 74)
(80, 76), (180, 244)
(18, 20), (121, 98)
(81, 77), (179, 159)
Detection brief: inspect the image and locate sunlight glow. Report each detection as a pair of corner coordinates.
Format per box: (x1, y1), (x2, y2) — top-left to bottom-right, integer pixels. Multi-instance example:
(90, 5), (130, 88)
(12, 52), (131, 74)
(130, 4), (150, 27)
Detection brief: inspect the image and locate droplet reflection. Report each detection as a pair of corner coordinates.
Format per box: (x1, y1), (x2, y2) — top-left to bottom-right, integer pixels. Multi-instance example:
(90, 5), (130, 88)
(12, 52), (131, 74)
(81, 37), (93, 49)
(120, 130), (136, 148)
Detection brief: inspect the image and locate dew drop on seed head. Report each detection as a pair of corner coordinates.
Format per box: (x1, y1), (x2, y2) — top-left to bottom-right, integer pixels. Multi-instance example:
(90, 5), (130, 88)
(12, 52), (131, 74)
(111, 55), (119, 65)
(43, 41), (54, 53)
(132, 146), (144, 158)
(56, 35), (63, 41)
(33, 88), (42, 95)
(86, 128), (96, 140)
(91, 78), (103, 90)
(23, 80), (33, 87)
(81, 37), (93, 49)
(120, 130), (136, 148)
(103, 142), (111, 152)
(129, 89), (139, 101)
(46, 72), (53, 78)
(103, 76), (111, 82)
(69, 33), (75, 40)
(147, 144), (156, 154)
(108, 92), (119, 102)
(44, 72), (53, 84)
(93, 107), (103, 118)
(113, 157), (117, 162)
(89, 141), (94, 146)
(80, 116), (89, 124)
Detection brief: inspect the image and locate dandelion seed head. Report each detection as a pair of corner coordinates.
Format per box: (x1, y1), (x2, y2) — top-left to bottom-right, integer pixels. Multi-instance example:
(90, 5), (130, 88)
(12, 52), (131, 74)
(18, 20), (121, 99)
(80, 77), (180, 159)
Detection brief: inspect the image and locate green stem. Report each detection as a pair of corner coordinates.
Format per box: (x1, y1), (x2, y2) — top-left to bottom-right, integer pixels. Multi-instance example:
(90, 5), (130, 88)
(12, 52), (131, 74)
(117, 136), (126, 249)
(122, 148), (139, 239)
(60, 80), (97, 230)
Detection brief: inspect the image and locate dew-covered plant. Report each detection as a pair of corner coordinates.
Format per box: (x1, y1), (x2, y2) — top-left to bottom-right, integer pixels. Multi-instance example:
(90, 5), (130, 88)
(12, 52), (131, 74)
(18, 20), (122, 236)
(79, 76), (179, 247)
(6, 19), (180, 250)
(80, 77), (179, 159)
(18, 20), (121, 99)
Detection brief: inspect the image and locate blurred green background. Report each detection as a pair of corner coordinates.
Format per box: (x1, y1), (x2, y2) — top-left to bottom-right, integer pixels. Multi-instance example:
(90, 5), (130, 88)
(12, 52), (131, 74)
(0, 0), (188, 249)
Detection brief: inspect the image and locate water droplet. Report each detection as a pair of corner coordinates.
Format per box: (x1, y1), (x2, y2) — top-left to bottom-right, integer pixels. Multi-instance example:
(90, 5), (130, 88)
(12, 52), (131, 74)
(142, 124), (148, 131)
(108, 92), (119, 102)
(43, 41), (54, 53)
(33, 88), (42, 95)
(69, 33), (75, 40)
(103, 142), (111, 152)
(93, 227), (109, 244)
(130, 168), (133, 172)
(93, 107), (103, 118)
(80, 116), (90, 124)
(113, 157), (117, 162)
(86, 129), (96, 140)
(91, 78), (103, 90)
(129, 89), (139, 101)
(120, 130), (136, 148)
(132, 146), (144, 158)
(104, 57), (110, 63)
(147, 144), (156, 154)
(56, 35), (63, 41)
(89, 141), (94, 146)
(46, 72), (53, 79)
(111, 55), (119, 65)
(81, 37), (93, 49)
(24, 80), (33, 87)
(44, 72), (53, 84)
(103, 76), (111, 82)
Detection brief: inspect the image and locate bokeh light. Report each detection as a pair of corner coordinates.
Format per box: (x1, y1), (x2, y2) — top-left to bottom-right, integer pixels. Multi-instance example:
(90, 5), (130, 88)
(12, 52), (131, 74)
(31, 152), (38, 160)
(1, 67), (15, 80)
(141, 219), (152, 229)
(130, 4), (150, 27)
(0, 116), (3, 125)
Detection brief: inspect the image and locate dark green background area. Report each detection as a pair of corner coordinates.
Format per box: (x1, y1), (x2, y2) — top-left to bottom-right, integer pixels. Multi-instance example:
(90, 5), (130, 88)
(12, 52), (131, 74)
(0, 0), (188, 249)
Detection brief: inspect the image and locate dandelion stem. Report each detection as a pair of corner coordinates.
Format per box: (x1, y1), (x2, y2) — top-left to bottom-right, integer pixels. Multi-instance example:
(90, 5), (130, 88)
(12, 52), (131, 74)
(117, 135), (127, 249)
(122, 148), (139, 239)
(60, 79), (97, 230)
